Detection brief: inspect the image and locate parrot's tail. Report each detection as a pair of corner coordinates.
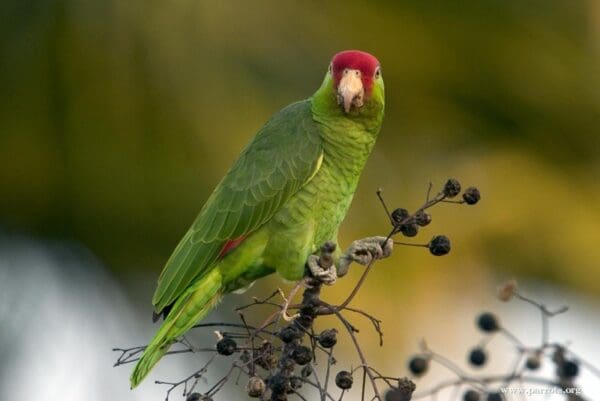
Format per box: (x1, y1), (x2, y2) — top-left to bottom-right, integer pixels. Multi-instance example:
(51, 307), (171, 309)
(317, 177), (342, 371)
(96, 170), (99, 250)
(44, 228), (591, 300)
(130, 269), (223, 388)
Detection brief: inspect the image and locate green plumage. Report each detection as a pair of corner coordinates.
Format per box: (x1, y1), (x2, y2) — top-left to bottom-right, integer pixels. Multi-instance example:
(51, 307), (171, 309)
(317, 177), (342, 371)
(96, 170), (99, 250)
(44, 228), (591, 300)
(152, 101), (323, 313)
(131, 57), (385, 388)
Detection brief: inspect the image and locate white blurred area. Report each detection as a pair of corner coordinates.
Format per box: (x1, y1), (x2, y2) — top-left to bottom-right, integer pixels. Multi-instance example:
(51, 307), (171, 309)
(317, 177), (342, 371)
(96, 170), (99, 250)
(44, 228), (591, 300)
(397, 280), (600, 400)
(0, 232), (212, 401)
(1, 230), (599, 401)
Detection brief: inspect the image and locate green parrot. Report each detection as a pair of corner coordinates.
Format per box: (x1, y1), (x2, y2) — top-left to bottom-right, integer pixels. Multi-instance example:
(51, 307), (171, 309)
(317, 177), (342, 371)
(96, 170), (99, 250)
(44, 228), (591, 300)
(130, 50), (392, 387)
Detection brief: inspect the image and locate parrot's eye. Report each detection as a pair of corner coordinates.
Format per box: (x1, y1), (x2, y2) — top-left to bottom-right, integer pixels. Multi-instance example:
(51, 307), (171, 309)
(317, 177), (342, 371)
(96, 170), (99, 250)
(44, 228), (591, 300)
(374, 67), (381, 79)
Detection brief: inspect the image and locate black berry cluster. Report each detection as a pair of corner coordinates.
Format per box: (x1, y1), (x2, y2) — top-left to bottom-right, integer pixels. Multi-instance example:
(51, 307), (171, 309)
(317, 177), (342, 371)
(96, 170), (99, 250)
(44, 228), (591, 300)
(115, 179), (484, 401)
(235, 243), (374, 401)
(405, 280), (589, 400)
(380, 178), (480, 258)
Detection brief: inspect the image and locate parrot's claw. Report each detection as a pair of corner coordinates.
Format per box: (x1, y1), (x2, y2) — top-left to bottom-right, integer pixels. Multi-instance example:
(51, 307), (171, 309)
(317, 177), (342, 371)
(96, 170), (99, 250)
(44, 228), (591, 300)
(306, 254), (338, 285)
(278, 288), (301, 321)
(338, 236), (393, 275)
(282, 311), (300, 321)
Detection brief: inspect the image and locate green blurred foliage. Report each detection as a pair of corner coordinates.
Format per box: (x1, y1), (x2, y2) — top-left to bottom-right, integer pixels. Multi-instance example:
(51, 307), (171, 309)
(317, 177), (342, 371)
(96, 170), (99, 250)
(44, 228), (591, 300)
(1, 0), (599, 297)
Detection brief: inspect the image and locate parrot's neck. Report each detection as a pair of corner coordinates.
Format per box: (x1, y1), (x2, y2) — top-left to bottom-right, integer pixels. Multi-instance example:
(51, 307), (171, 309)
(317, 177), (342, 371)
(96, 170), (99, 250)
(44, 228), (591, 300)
(310, 80), (384, 136)
(311, 108), (380, 163)
(309, 88), (383, 203)
(310, 82), (384, 164)
(299, 95), (382, 249)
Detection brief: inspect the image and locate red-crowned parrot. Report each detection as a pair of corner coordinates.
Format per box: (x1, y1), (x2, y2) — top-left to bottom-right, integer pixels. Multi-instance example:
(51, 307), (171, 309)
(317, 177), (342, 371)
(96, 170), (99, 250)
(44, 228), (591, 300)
(131, 50), (392, 387)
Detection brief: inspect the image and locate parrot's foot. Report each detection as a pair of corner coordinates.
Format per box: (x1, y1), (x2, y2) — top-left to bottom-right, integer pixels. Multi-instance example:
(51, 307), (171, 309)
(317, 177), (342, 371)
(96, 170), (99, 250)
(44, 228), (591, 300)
(306, 254), (337, 285)
(338, 236), (394, 276)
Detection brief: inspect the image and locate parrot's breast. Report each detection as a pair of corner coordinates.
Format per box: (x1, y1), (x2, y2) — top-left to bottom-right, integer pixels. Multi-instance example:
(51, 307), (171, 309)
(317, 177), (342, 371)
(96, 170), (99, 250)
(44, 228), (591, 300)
(263, 113), (380, 280)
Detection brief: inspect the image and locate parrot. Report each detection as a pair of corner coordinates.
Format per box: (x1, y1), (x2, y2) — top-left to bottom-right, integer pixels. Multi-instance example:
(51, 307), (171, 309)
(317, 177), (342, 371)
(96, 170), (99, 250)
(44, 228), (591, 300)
(130, 49), (393, 388)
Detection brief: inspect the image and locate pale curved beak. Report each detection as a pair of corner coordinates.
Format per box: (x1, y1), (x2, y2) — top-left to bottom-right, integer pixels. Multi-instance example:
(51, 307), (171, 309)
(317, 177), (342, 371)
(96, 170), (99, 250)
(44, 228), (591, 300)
(337, 69), (364, 113)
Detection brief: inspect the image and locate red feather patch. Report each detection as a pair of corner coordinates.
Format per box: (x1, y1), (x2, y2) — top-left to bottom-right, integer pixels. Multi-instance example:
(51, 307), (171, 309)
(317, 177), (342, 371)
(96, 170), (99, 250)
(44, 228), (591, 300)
(331, 50), (380, 94)
(218, 236), (247, 259)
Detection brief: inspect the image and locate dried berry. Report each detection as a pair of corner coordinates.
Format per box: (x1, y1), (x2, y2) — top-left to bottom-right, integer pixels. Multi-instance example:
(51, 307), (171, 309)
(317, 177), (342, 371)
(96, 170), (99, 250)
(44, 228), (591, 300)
(295, 313), (314, 330)
(469, 348), (487, 367)
(428, 235), (451, 256)
(415, 210), (432, 226)
(215, 337), (236, 356)
(335, 370), (353, 390)
(186, 394), (202, 401)
(396, 377), (416, 393)
(463, 389), (481, 401)
(525, 354), (541, 370)
(486, 392), (504, 401)
(278, 325), (302, 343)
(443, 178), (461, 198)
(186, 394), (212, 401)
(289, 375), (303, 390)
(301, 365), (313, 378)
(268, 373), (290, 394)
(246, 376), (266, 398)
(256, 341), (276, 370)
(497, 279), (517, 302)
(559, 360), (579, 379)
(400, 223), (419, 237)
(477, 312), (500, 332)
(291, 345), (312, 365)
(317, 329), (338, 348)
(240, 349), (251, 364)
(408, 356), (429, 376)
(280, 356), (296, 370)
(299, 304), (317, 318)
(385, 377), (416, 401)
(463, 187), (481, 205)
(385, 388), (408, 401)
(391, 208), (410, 225)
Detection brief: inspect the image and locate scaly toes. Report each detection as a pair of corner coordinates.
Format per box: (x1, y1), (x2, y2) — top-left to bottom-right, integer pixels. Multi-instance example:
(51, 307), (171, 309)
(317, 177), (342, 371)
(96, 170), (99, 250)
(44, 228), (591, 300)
(306, 254), (337, 285)
(376, 236), (394, 258)
(317, 266), (337, 285)
(350, 245), (374, 266)
(348, 236), (394, 266)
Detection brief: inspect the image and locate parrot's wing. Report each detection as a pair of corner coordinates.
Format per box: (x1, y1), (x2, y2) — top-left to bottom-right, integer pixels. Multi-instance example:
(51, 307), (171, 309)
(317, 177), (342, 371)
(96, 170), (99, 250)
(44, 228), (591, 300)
(152, 100), (323, 312)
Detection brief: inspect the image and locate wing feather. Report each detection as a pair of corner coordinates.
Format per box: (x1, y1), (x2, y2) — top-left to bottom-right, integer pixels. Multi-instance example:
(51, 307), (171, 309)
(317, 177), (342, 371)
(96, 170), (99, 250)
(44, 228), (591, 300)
(152, 100), (322, 311)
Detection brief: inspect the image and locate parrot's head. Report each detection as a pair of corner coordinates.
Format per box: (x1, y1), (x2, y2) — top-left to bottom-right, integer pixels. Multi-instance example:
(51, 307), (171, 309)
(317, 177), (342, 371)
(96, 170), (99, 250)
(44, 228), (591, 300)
(313, 50), (384, 120)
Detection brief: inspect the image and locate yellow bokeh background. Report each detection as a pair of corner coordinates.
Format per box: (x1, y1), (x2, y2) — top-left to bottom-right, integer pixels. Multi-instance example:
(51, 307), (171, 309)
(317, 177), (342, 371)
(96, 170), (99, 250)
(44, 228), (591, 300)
(1, 1), (599, 398)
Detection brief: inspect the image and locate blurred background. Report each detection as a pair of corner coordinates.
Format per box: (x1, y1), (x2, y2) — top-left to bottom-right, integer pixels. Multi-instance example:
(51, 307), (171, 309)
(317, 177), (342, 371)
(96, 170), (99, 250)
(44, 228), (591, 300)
(1, 0), (599, 400)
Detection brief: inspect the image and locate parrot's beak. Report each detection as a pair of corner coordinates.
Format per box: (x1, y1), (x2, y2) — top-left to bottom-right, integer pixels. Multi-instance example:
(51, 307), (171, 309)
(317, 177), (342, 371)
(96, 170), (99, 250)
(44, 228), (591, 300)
(337, 69), (364, 113)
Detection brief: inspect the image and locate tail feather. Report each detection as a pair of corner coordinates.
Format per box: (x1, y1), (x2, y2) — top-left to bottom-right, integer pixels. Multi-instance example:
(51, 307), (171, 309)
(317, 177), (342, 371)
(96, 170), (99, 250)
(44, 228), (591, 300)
(130, 339), (170, 388)
(130, 269), (223, 388)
